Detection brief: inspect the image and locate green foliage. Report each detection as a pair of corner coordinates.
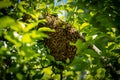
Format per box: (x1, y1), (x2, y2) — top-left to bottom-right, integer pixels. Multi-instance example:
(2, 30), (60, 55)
(0, 1), (12, 9)
(0, 16), (15, 28)
(0, 0), (120, 80)
(76, 39), (88, 54)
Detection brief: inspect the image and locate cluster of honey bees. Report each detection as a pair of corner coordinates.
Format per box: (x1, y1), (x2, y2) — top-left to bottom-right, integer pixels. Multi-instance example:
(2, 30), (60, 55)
(43, 14), (85, 63)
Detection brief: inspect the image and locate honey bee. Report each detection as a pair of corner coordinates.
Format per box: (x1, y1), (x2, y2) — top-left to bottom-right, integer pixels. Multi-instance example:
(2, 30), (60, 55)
(44, 14), (86, 63)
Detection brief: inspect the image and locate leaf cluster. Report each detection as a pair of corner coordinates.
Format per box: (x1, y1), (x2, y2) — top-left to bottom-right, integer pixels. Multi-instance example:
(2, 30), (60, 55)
(0, 0), (120, 80)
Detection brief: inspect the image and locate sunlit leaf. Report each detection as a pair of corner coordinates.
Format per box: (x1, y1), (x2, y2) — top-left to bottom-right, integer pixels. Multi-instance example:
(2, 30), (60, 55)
(86, 75), (94, 80)
(77, 9), (84, 13)
(64, 70), (73, 76)
(40, 3), (46, 9)
(5, 34), (21, 48)
(18, 1), (27, 12)
(31, 30), (49, 40)
(80, 22), (89, 30)
(67, 0), (74, 3)
(0, 16), (15, 28)
(52, 74), (60, 80)
(30, 12), (41, 19)
(31, 30), (41, 38)
(20, 50), (25, 56)
(95, 68), (106, 79)
(0, 1), (12, 9)
(90, 12), (95, 16)
(38, 19), (47, 23)
(22, 33), (32, 43)
(38, 27), (55, 32)
(43, 66), (53, 75)
(11, 21), (25, 32)
(23, 22), (38, 32)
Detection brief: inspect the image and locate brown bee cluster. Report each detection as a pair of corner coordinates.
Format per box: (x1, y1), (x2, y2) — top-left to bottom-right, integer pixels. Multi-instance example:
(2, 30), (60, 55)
(44, 14), (85, 63)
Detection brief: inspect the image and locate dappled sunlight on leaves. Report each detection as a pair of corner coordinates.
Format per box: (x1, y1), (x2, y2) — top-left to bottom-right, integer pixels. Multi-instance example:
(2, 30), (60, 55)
(0, 0), (120, 79)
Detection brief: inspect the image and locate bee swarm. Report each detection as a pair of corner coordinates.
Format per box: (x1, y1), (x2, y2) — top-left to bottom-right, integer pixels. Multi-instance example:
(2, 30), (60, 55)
(43, 14), (85, 63)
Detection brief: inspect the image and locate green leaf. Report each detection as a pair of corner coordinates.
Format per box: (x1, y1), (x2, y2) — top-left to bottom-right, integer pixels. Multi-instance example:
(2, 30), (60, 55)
(95, 68), (106, 79)
(22, 33), (32, 43)
(66, 58), (70, 64)
(94, 35), (109, 51)
(0, 16), (15, 28)
(56, 61), (65, 66)
(67, 0), (74, 3)
(47, 55), (55, 61)
(18, 1), (27, 12)
(38, 27), (55, 32)
(38, 19), (47, 23)
(77, 9), (84, 13)
(31, 30), (49, 40)
(23, 22), (38, 32)
(40, 3), (46, 9)
(5, 34), (21, 48)
(0, 1), (12, 9)
(20, 45), (35, 58)
(118, 58), (120, 64)
(43, 66), (53, 75)
(80, 22), (89, 30)
(11, 21), (25, 32)
(16, 73), (23, 80)
(76, 39), (88, 54)
(71, 56), (90, 71)
(84, 49), (98, 57)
